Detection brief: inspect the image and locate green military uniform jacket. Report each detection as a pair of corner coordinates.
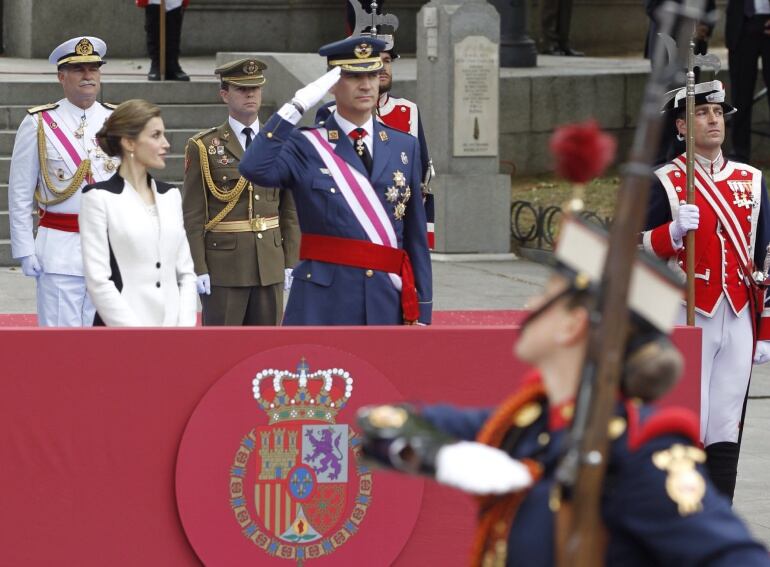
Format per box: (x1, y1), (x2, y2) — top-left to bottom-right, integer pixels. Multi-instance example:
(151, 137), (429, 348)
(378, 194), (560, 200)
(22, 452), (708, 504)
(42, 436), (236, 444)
(182, 120), (300, 288)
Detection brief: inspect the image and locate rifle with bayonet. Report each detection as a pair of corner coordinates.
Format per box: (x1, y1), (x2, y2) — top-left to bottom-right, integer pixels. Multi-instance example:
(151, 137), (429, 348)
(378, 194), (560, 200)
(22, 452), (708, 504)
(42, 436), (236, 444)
(552, 1), (707, 565)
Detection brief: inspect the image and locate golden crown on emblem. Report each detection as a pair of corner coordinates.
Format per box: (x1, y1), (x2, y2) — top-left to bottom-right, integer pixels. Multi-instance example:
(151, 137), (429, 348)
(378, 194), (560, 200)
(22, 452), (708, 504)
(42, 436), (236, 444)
(252, 358), (354, 425)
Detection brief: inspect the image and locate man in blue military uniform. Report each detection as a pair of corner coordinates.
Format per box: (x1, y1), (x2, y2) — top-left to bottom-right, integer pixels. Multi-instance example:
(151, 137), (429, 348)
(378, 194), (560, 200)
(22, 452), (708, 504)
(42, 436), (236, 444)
(239, 36), (432, 326)
(357, 217), (770, 565)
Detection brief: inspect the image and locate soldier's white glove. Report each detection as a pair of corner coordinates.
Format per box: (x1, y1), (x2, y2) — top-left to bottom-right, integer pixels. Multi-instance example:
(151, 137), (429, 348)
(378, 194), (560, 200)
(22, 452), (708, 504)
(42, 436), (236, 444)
(20, 254), (42, 278)
(669, 204), (700, 245)
(196, 273), (211, 295)
(435, 441), (533, 495)
(284, 268), (294, 291)
(754, 341), (770, 365)
(291, 67), (342, 113)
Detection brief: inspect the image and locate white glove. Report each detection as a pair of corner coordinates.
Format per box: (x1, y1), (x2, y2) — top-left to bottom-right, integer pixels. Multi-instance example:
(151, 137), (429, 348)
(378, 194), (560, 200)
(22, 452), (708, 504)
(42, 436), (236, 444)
(669, 204), (700, 244)
(291, 67), (342, 113)
(435, 441), (533, 495)
(20, 254), (42, 278)
(754, 341), (770, 365)
(284, 268), (294, 291)
(196, 273), (211, 295)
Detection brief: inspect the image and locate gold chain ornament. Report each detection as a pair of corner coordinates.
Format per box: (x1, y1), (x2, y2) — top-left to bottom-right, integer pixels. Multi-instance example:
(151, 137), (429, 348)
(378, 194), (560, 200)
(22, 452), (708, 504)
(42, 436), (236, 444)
(34, 114), (92, 207)
(193, 138), (249, 231)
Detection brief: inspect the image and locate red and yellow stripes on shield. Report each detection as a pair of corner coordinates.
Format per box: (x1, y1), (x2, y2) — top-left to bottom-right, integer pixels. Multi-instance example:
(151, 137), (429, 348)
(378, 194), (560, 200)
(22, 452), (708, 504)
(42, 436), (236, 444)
(255, 482), (297, 535)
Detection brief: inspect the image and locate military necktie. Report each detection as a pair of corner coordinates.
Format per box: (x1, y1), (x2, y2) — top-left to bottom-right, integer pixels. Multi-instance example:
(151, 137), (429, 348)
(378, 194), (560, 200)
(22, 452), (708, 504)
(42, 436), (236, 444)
(242, 127), (254, 149)
(349, 128), (373, 174)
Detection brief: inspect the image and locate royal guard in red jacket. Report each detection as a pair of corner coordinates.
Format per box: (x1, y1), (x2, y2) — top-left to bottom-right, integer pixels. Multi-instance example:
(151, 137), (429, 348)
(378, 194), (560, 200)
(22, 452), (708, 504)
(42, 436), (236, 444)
(642, 80), (770, 502)
(135, 0), (190, 81)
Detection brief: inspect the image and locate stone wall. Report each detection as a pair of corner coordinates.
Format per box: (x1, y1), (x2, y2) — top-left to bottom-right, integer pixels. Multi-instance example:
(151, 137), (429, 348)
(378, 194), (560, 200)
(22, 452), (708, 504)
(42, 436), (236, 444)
(2, 0), (726, 59)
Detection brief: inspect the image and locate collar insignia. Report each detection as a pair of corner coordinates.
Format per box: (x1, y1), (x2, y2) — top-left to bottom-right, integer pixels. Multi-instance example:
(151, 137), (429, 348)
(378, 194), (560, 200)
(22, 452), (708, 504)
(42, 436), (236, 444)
(328, 130), (339, 141)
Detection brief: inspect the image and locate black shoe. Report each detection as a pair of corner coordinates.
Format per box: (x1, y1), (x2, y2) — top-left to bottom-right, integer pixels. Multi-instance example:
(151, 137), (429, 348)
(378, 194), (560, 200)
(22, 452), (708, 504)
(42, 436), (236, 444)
(147, 62), (161, 81)
(561, 45), (584, 57)
(165, 67), (190, 81)
(540, 44), (567, 55)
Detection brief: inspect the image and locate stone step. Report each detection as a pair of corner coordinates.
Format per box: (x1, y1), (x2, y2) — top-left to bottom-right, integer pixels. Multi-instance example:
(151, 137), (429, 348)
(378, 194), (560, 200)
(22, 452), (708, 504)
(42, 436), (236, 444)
(0, 80), (221, 107)
(0, 239), (12, 266)
(0, 154), (186, 181)
(0, 103), (275, 132)
(0, 184), (7, 205)
(0, 128), (201, 155)
(0, 211), (9, 240)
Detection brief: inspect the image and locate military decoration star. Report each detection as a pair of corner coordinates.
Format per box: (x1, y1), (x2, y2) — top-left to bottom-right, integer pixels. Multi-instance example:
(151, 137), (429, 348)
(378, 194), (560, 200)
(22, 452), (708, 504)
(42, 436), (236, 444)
(385, 186), (400, 203)
(393, 170), (406, 188)
(394, 202), (407, 220)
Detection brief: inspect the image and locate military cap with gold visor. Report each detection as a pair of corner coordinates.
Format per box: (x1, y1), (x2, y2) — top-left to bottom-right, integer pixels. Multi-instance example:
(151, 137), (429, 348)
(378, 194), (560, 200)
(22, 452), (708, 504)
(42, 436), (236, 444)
(318, 35), (386, 73)
(215, 58), (268, 87)
(48, 36), (107, 68)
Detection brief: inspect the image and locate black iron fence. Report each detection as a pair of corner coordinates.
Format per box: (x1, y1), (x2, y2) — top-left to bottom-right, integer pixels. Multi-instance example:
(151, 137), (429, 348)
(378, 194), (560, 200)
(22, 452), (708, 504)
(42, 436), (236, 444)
(510, 200), (611, 250)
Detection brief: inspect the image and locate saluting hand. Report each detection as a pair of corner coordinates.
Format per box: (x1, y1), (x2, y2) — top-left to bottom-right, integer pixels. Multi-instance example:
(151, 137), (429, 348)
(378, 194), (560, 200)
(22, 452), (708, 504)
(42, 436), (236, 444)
(291, 67), (342, 114)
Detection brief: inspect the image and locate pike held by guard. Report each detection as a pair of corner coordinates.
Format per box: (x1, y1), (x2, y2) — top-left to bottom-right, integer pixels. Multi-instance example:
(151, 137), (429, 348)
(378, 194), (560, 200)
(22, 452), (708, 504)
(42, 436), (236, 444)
(239, 35), (432, 326)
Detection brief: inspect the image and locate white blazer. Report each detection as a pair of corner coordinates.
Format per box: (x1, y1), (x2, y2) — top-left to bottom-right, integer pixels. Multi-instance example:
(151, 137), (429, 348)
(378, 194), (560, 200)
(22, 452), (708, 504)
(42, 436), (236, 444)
(79, 172), (197, 326)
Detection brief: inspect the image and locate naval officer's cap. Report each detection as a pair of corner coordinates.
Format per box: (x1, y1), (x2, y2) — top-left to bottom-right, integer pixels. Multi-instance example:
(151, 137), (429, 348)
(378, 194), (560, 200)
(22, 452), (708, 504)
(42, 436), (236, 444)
(215, 58), (267, 87)
(319, 36), (387, 73)
(49, 36), (107, 69)
(662, 80), (737, 115)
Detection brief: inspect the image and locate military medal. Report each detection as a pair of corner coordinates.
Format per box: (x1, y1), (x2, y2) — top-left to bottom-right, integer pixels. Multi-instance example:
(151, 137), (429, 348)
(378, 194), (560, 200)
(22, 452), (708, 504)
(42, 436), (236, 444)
(222, 130), (230, 140)
(385, 186), (400, 203)
(401, 151), (408, 165)
(394, 202), (406, 220)
(217, 146), (225, 155)
(212, 137), (220, 146)
(104, 159), (116, 172)
(208, 146), (216, 155)
(355, 138), (366, 157)
(74, 114), (87, 139)
(393, 170), (406, 188)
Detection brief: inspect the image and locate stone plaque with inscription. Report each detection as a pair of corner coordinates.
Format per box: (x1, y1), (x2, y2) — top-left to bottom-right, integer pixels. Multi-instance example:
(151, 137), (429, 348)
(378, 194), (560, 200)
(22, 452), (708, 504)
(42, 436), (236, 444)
(453, 35), (499, 157)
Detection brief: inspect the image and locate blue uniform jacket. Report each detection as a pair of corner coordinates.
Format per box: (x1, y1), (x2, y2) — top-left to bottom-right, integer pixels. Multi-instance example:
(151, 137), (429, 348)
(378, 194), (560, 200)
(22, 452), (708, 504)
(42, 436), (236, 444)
(239, 111), (432, 325)
(421, 397), (770, 566)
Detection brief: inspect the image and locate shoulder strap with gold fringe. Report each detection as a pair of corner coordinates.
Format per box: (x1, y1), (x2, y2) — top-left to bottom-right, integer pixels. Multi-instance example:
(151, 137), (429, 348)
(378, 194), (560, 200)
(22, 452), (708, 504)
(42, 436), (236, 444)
(35, 113), (92, 207)
(193, 138), (249, 231)
(470, 380), (547, 567)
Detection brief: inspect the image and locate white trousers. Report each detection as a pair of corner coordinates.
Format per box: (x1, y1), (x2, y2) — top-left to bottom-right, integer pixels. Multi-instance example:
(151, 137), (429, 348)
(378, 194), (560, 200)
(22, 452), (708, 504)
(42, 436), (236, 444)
(36, 273), (95, 327)
(677, 300), (753, 445)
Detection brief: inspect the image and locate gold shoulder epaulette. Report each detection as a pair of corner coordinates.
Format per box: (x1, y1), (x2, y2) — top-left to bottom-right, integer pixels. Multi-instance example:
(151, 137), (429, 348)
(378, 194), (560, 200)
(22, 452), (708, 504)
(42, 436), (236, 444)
(191, 126), (218, 142)
(100, 102), (118, 110)
(27, 103), (58, 115)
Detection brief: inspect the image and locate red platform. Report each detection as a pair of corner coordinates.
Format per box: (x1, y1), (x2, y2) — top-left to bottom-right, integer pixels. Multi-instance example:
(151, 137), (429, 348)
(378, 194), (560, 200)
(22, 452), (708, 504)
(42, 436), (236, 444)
(0, 318), (701, 566)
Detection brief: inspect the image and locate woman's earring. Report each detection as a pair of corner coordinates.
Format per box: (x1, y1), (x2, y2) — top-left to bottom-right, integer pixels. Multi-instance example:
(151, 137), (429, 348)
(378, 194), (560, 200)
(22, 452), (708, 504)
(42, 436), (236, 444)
(130, 152), (134, 160)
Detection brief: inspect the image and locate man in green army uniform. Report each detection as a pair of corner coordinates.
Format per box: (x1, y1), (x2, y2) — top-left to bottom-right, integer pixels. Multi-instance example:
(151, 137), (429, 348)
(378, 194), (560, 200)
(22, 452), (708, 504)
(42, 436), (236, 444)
(182, 58), (300, 325)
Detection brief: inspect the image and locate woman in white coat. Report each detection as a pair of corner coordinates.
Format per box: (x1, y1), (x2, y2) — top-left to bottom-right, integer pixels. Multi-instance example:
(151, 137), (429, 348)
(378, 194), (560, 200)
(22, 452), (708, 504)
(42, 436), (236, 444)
(80, 99), (197, 326)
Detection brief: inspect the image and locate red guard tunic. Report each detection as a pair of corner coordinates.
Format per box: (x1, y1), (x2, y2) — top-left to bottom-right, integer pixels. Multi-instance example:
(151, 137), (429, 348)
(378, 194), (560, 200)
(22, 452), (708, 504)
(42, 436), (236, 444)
(642, 155), (766, 327)
(377, 95), (420, 138)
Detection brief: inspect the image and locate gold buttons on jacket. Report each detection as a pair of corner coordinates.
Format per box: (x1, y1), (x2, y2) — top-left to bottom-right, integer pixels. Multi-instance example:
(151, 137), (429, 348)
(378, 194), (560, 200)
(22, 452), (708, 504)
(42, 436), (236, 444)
(365, 269), (374, 277)
(255, 194), (260, 201)
(267, 132), (273, 139)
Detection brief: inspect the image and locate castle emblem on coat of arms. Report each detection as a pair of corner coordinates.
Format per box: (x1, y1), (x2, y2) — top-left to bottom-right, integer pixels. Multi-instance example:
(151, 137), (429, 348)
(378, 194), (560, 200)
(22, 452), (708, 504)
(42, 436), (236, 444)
(229, 358), (372, 562)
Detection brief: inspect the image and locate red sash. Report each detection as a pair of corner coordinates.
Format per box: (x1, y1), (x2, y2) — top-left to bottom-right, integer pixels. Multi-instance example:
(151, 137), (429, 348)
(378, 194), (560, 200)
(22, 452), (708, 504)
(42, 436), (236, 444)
(300, 234), (420, 323)
(38, 209), (79, 232)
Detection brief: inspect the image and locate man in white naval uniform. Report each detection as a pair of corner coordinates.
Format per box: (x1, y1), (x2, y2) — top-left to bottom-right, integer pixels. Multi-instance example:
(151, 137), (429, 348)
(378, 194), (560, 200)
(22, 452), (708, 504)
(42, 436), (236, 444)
(8, 36), (117, 326)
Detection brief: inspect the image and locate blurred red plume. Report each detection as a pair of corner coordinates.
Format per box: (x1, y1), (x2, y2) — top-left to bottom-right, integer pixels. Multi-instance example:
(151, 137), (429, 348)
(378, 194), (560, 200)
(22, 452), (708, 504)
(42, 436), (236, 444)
(549, 120), (617, 184)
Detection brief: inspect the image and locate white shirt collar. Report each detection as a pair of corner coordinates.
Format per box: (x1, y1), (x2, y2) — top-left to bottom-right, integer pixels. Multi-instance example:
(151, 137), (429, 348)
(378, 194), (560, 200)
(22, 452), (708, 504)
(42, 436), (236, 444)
(694, 151), (725, 177)
(332, 111), (374, 154)
(228, 116), (260, 150)
(60, 97), (97, 121)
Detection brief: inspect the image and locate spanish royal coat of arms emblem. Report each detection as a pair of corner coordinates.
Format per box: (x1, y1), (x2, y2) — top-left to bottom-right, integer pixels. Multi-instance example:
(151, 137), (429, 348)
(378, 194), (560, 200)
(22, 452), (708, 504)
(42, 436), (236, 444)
(229, 358), (372, 562)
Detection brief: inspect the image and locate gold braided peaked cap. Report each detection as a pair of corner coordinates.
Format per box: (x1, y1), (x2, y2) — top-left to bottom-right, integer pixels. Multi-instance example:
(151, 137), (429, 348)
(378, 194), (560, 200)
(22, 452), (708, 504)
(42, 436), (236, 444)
(49, 36), (107, 67)
(319, 36), (386, 73)
(215, 58), (267, 87)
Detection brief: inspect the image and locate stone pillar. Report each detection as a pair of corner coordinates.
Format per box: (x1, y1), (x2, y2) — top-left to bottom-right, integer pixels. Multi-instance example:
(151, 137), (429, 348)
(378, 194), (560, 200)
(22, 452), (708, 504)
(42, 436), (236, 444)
(417, 0), (511, 254)
(490, 0), (537, 68)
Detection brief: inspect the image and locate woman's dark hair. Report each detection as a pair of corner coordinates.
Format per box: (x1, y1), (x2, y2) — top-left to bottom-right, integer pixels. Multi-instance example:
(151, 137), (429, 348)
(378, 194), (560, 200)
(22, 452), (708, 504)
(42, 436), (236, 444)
(95, 99), (162, 158)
